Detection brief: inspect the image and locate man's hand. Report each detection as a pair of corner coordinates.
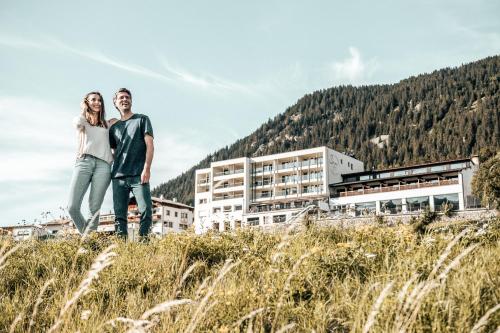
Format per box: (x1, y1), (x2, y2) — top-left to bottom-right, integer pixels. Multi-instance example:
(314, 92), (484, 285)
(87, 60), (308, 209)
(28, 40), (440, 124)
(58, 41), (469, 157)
(141, 168), (151, 184)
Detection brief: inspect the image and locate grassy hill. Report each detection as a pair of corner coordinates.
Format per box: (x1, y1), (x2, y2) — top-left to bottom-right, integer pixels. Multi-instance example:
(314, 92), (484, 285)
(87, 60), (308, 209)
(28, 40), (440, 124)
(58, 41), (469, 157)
(1, 217), (499, 332)
(152, 55), (500, 206)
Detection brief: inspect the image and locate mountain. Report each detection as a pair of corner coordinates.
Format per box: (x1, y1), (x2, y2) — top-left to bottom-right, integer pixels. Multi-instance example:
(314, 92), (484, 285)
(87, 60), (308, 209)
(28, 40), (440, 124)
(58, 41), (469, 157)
(152, 55), (500, 205)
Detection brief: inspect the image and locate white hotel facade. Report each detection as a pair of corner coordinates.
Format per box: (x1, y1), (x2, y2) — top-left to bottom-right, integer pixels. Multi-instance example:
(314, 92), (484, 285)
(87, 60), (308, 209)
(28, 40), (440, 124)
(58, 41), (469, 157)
(194, 147), (363, 232)
(195, 146), (482, 232)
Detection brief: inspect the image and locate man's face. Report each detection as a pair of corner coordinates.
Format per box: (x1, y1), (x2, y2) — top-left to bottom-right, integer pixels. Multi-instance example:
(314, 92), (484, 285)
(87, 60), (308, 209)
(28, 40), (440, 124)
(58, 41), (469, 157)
(115, 92), (132, 112)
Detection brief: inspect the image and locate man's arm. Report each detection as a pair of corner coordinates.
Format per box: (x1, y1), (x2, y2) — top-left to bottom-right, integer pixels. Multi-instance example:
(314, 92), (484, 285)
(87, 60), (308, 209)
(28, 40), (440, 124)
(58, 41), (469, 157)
(141, 134), (154, 184)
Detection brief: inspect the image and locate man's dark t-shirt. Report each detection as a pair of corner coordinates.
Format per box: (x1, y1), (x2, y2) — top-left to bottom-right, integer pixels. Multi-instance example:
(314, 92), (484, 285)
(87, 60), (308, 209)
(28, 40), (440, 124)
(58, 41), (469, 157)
(109, 114), (154, 179)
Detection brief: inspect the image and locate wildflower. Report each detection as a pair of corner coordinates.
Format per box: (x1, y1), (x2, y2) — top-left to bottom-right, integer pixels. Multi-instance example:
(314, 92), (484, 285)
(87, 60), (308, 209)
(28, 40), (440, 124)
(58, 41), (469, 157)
(81, 310), (91, 321)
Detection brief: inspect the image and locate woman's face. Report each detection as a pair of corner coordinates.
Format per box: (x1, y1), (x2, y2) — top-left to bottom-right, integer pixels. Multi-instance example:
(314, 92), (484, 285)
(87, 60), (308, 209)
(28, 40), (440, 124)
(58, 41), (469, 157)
(86, 94), (102, 113)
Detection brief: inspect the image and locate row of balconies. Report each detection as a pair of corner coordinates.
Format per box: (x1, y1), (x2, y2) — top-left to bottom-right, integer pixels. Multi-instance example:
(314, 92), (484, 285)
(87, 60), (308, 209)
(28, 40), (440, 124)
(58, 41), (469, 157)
(254, 187), (324, 200)
(253, 160), (323, 174)
(336, 179), (459, 198)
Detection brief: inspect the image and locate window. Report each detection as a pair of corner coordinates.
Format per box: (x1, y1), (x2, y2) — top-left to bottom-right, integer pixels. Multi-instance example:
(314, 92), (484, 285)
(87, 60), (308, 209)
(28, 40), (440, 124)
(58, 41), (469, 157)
(380, 199), (403, 214)
(179, 224), (188, 230)
(234, 205), (242, 211)
(430, 165), (446, 172)
(164, 221), (173, 228)
(394, 170), (407, 177)
(434, 193), (460, 212)
(340, 159), (343, 165)
(247, 217), (260, 226)
(166, 210), (170, 216)
(354, 202), (376, 216)
(407, 196), (430, 212)
(175, 212), (178, 217)
(412, 168), (427, 175)
(273, 215), (286, 223)
(450, 162), (467, 170)
(213, 207), (221, 213)
(198, 198), (207, 204)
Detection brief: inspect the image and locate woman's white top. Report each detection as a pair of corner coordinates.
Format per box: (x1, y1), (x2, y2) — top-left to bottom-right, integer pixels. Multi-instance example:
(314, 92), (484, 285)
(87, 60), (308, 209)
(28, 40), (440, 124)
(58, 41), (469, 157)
(73, 115), (113, 164)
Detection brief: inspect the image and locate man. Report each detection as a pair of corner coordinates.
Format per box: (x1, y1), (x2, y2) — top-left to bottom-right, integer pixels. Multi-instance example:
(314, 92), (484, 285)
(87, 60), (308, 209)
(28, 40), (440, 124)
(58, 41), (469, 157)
(109, 88), (154, 239)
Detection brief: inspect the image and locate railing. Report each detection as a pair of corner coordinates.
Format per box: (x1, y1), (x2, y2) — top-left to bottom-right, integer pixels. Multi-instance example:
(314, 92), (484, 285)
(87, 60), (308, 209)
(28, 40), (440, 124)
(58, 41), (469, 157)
(277, 163), (297, 171)
(214, 182), (244, 190)
(253, 181), (272, 187)
(300, 159), (323, 168)
(254, 167), (273, 174)
(214, 169), (244, 177)
(213, 193), (244, 201)
(302, 189), (323, 194)
(276, 191), (298, 197)
(249, 201), (311, 213)
(301, 175), (323, 182)
(255, 193), (272, 199)
(339, 179), (459, 197)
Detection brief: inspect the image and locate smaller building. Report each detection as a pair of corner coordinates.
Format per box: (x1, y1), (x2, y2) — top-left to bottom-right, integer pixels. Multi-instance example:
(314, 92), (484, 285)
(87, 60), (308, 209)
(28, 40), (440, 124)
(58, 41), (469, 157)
(1, 219), (77, 241)
(98, 196), (194, 239)
(329, 157), (481, 217)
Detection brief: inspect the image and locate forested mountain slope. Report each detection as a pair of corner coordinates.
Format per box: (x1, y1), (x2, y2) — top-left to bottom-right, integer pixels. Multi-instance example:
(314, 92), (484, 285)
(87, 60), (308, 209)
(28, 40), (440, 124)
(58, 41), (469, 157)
(152, 56), (500, 205)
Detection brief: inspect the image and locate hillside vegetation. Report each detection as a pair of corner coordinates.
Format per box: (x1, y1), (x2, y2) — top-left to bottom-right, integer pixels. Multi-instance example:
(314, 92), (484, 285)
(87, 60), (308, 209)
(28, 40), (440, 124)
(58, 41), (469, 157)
(1, 218), (499, 332)
(152, 56), (500, 205)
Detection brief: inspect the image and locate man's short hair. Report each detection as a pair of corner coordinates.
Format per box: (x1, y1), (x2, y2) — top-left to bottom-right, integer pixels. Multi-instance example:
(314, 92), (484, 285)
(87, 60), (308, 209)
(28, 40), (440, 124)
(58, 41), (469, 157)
(113, 88), (132, 104)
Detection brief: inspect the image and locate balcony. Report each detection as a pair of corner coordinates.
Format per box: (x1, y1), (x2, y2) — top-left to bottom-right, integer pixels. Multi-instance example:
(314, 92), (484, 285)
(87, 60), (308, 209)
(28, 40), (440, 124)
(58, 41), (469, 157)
(301, 175), (323, 183)
(300, 159), (323, 168)
(276, 163), (297, 172)
(249, 201), (310, 213)
(254, 166), (273, 174)
(338, 179), (459, 197)
(213, 193), (244, 201)
(214, 169), (244, 177)
(197, 178), (210, 185)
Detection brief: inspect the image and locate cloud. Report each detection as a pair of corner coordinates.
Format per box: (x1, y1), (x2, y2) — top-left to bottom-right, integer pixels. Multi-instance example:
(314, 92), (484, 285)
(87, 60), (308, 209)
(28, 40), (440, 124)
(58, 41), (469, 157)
(0, 34), (260, 96)
(159, 58), (255, 95)
(328, 47), (378, 85)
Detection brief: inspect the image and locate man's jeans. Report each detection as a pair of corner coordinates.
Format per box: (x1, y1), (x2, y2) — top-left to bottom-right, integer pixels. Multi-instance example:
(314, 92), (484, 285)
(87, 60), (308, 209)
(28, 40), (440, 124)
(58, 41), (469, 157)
(112, 176), (152, 238)
(68, 155), (111, 234)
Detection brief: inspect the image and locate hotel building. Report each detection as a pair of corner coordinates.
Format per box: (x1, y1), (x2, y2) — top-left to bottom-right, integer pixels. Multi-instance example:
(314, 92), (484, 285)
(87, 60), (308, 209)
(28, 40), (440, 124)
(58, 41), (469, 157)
(194, 147), (364, 232)
(329, 157), (481, 216)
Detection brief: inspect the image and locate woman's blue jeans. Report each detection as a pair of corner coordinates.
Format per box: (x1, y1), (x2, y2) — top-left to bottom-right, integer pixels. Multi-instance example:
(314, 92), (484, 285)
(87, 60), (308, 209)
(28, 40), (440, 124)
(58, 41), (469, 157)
(68, 155), (111, 234)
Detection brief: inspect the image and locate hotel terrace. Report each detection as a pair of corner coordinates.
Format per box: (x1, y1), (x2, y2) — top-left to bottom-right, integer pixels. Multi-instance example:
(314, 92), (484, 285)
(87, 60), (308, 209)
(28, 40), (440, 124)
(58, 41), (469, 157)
(329, 157), (480, 216)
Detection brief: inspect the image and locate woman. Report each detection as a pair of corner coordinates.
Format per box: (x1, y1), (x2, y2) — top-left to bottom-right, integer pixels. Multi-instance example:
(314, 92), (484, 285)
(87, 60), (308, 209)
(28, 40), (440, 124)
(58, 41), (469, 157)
(68, 91), (115, 235)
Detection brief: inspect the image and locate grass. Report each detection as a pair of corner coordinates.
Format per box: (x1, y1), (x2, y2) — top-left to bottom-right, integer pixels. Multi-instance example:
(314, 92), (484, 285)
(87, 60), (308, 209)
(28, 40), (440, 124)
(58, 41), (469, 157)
(0, 217), (499, 332)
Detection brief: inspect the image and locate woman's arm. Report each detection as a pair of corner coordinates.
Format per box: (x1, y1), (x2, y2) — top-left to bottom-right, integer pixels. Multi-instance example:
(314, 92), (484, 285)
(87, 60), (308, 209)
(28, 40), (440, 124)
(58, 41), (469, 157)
(108, 118), (119, 127)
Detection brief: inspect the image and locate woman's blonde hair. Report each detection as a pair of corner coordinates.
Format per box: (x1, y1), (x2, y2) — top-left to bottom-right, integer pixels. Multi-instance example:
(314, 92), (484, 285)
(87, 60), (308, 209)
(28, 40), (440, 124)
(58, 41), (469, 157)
(82, 91), (108, 128)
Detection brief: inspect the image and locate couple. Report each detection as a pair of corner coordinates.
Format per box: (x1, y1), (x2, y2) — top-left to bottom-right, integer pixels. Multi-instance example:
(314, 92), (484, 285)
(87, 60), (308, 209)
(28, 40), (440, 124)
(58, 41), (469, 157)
(67, 88), (154, 239)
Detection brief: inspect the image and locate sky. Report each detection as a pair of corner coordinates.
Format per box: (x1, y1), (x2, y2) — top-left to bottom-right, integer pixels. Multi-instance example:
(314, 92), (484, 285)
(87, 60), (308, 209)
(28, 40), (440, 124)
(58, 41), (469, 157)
(0, 0), (499, 227)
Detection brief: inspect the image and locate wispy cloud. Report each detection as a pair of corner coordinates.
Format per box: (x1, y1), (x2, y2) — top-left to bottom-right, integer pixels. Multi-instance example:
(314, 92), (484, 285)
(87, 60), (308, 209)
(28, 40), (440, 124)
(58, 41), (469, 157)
(159, 58), (255, 95)
(0, 34), (259, 96)
(328, 47), (378, 85)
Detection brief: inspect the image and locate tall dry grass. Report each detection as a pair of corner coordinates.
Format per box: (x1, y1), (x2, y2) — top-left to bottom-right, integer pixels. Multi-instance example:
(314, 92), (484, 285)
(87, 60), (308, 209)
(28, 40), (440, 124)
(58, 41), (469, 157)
(0, 217), (499, 332)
